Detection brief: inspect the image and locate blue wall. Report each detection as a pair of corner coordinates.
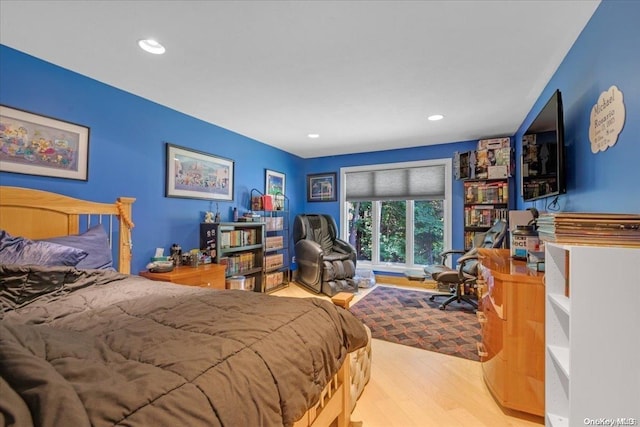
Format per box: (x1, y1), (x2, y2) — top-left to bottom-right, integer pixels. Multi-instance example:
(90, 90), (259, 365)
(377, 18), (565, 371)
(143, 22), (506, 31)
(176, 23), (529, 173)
(0, 46), (306, 273)
(515, 0), (640, 212)
(0, 44), (478, 273)
(302, 0), (640, 248)
(303, 141), (478, 251)
(1, 0), (639, 274)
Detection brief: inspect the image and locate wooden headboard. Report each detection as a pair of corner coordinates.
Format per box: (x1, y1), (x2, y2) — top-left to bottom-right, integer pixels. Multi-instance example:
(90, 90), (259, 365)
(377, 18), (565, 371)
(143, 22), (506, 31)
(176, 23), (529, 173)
(0, 186), (135, 274)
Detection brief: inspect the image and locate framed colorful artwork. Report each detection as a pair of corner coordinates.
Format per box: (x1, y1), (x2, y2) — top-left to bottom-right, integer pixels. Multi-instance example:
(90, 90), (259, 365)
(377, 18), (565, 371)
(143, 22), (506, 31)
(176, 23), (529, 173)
(165, 143), (234, 201)
(0, 105), (90, 180)
(307, 172), (337, 202)
(265, 168), (285, 197)
(265, 169), (285, 210)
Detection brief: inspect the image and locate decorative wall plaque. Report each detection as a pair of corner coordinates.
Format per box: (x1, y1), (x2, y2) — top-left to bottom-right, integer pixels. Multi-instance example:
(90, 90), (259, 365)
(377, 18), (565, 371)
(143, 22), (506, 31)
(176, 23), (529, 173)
(589, 85), (625, 153)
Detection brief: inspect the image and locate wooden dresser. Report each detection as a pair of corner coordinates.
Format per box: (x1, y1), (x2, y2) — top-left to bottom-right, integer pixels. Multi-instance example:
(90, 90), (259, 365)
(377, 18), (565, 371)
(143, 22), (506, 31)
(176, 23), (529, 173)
(140, 264), (226, 290)
(476, 248), (545, 417)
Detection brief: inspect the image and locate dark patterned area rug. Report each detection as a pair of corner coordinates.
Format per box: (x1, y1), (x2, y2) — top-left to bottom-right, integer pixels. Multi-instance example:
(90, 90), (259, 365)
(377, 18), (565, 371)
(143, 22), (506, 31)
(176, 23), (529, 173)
(350, 285), (480, 361)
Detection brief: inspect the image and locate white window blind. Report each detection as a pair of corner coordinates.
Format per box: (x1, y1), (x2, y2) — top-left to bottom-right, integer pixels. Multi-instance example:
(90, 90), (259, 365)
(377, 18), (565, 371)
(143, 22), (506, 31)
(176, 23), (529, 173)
(345, 164), (445, 201)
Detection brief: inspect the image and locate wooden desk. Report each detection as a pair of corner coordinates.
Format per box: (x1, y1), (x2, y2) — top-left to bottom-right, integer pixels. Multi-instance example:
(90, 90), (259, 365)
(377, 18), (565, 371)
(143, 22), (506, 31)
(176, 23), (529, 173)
(140, 263), (226, 290)
(476, 248), (545, 417)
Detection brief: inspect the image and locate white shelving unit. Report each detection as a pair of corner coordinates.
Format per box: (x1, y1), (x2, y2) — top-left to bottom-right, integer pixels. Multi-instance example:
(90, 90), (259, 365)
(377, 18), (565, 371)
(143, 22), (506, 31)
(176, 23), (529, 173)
(545, 242), (640, 426)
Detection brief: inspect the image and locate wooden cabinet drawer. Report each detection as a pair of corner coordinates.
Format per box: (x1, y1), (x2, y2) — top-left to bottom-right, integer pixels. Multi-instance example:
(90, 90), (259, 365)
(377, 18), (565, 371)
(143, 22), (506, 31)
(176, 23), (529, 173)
(479, 264), (506, 320)
(481, 344), (507, 403)
(140, 264), (226, 290)
(177, 275), (206, 286)
(480, 293), (508, 404)
(480, 296), (505, 361)
(200, 269), (225, 289)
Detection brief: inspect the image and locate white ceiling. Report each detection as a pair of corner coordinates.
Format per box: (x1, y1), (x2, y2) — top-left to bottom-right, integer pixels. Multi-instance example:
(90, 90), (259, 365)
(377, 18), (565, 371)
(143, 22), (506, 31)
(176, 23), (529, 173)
(0, 0), (600, 159)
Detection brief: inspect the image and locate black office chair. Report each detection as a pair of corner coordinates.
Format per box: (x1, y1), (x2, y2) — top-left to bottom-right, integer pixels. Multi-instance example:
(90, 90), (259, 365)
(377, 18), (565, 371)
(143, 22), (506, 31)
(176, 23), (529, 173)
(424, 219), (507, 310)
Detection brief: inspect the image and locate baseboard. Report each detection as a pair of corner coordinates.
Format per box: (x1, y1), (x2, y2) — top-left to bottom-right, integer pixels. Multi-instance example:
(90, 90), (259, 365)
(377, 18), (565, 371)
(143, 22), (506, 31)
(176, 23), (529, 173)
(374, 274), (437, 290)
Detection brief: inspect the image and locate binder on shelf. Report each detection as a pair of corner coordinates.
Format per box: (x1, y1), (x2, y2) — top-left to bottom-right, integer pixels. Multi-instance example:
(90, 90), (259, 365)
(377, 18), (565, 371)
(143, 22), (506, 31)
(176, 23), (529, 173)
(261, 195), (273, 211)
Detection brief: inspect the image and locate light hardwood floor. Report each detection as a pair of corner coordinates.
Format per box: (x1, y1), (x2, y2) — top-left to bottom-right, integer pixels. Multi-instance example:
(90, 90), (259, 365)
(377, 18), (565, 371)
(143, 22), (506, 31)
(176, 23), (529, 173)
(273, 282), (544, 427)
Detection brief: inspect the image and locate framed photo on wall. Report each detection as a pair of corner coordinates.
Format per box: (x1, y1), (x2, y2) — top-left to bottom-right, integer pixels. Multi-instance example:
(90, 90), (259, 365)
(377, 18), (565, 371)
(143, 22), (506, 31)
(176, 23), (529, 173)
(0, 105), (90, 181)
(307, 172), (337, 202)
(166, 143), (234, 201)
(265, 168), (285, 197)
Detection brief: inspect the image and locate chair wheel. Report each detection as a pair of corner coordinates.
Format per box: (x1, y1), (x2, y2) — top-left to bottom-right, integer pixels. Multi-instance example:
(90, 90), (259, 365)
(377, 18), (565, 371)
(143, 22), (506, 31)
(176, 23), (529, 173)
(439, 304), (445, 310)
(429, 295), (435, 301)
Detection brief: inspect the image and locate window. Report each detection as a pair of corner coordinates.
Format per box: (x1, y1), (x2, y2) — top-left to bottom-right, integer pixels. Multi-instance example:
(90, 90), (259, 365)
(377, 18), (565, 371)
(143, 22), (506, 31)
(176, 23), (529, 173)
(341, 159), (451, 273)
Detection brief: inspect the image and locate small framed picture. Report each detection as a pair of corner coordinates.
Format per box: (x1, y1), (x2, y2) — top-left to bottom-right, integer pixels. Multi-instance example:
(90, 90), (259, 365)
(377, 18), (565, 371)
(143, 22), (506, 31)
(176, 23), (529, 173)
(307, 172), (337, 202)
(0, 105), (90, 181)
(265, 169), (285, 210)
(165, 143), (234, 201)
(265, 168), (285, 197)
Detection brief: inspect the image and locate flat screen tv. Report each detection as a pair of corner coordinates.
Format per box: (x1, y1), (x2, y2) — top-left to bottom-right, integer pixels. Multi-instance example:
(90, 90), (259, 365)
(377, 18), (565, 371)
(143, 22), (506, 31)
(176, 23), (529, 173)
(521, 89), (566, 202)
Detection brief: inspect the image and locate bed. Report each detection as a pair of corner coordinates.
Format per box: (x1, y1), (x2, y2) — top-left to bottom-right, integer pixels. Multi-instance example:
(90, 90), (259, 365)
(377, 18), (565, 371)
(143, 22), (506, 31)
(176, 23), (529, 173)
(0, 186), (369, 427)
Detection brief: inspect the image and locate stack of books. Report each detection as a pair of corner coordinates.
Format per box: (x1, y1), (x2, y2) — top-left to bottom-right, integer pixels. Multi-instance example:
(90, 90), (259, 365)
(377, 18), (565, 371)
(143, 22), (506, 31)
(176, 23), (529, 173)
(536, 212), (640, 247)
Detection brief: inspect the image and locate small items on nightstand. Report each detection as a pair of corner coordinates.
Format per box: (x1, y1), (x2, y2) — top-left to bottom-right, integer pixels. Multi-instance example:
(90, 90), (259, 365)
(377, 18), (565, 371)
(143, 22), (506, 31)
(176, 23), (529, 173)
(146, 260), (174, 273)
(170, 243), (182, 266)
(149, 247), (174, 272)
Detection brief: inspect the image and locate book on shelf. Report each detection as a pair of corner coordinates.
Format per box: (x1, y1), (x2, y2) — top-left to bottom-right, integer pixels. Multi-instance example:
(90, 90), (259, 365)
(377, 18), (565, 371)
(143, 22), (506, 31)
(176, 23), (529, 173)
(220, 229), (258, 247)
(265, 253), (283, 270)
(223, 252), (256, 275)
(265, 216), (284, 231)
(264, 271), (284, 292)
(465, 181), (508, 204)
(465, 206), (508, 227)
(265, 236), (284, 250)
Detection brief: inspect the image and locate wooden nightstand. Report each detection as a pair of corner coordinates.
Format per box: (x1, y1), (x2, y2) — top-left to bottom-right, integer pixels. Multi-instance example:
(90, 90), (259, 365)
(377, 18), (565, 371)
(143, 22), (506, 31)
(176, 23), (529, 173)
(139, 264), (226, 290)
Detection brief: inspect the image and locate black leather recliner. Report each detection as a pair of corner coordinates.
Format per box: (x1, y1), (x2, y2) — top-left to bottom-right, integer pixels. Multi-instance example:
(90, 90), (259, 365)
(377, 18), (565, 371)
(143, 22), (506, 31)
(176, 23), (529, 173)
(293, 214), (358, 296)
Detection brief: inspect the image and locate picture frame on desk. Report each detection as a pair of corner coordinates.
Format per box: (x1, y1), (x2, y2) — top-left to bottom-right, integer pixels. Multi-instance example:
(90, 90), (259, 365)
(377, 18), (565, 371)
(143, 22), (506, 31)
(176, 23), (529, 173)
(307, 172), (337, 202)
(0, 104), (89, 181)
(165, 143), (234, 201)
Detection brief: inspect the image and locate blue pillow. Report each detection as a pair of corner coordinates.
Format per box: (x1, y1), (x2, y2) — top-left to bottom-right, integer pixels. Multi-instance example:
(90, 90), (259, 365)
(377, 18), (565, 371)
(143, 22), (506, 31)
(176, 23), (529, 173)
(43, 225), (114, 270)
(0, 230), (88, 267)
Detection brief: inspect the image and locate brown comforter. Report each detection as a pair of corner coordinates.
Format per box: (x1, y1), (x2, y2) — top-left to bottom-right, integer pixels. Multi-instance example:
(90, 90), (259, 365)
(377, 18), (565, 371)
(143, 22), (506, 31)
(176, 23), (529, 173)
(0, 265), (368, 427)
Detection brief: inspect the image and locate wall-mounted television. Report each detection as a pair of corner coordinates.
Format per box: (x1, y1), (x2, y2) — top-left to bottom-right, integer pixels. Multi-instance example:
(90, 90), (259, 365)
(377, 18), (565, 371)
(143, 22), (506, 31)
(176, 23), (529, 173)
(521, 89), (566, 202)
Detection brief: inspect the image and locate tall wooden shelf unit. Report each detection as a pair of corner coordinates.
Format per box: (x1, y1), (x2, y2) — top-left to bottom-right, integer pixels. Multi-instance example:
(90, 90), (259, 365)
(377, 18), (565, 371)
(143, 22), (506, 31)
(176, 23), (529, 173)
(545, 242), (640, 426)
(463, 179), (510, 250)
(199, 222), (265, 292)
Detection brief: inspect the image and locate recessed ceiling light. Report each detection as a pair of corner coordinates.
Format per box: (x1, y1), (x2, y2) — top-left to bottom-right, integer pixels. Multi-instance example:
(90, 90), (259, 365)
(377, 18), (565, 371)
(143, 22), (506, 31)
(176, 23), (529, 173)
(428, 114), (444, 121)
(138, 39), (165, 55)
(307, 133), (320, 139)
